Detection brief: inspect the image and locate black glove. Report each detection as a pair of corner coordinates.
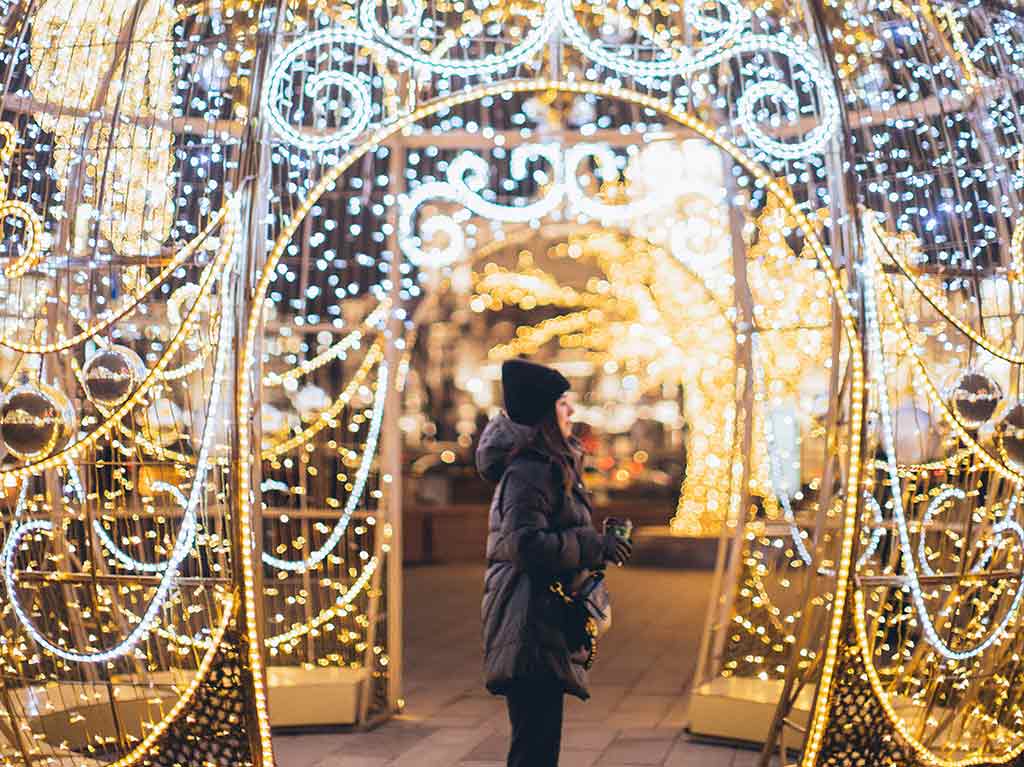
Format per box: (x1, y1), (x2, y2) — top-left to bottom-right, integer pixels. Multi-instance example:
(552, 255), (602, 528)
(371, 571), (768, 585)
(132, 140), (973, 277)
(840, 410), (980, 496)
(602, 533), (632, 565)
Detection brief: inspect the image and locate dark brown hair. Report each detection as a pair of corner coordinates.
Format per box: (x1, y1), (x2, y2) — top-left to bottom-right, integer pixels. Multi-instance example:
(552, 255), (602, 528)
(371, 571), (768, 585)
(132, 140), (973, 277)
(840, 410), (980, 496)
(529, 407), (582, 494)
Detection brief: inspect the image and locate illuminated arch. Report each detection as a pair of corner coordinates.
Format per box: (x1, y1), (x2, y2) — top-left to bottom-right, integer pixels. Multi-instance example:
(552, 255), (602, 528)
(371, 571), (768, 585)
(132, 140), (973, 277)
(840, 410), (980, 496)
(238, 79), (866, 767)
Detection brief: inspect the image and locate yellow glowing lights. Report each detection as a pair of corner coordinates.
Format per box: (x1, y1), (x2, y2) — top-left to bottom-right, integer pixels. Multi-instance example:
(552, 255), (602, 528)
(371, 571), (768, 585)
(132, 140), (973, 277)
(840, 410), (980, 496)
(2, 0), (981, 755)
(0, 196), (239, 482)
(0, 122), (44, 280)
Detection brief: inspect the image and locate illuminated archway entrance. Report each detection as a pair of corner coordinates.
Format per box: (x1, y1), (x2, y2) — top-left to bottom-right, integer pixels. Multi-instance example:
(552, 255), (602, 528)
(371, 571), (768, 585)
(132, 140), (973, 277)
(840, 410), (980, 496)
(246, 81), (864, 764)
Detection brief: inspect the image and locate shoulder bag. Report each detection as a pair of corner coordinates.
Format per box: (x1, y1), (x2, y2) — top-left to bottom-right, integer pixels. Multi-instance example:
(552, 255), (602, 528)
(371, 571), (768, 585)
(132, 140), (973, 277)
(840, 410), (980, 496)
(550, 568), (612, 670)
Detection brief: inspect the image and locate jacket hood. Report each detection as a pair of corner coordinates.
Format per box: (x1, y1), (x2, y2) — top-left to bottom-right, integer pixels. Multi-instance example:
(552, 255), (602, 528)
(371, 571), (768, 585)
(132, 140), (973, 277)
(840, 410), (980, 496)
(476, 412), (533, 483)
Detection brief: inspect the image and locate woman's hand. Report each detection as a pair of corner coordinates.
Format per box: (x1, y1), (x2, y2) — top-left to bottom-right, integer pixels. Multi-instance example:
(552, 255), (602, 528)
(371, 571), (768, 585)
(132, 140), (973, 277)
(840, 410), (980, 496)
(602, 533), (632, 565)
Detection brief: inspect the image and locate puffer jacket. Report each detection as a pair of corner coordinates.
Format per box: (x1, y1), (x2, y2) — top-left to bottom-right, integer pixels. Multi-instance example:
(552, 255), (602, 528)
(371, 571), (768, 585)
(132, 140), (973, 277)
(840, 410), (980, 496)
(477, 413), (606, 700)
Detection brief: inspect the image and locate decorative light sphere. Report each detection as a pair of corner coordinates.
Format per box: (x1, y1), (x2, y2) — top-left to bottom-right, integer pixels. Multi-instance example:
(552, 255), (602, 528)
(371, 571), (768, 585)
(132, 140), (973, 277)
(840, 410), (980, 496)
(996, 401), (1024, 472)
(947, 370), (1002, 430)
(0, 383), (75, 460)
(82, 345), (145, 408)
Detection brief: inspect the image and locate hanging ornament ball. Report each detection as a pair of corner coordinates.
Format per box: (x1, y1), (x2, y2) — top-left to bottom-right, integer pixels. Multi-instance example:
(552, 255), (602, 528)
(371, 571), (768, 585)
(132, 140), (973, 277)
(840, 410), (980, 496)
(0, 384), (75, 460)
(996, 400), (1024, 471)
(82, 345), (145, 408)
(947, 370), (1002, 430)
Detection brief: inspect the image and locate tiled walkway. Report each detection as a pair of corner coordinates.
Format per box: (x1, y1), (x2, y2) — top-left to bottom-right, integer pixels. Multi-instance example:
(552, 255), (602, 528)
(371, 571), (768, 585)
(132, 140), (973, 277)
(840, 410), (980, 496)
(274, 564), (765, 766)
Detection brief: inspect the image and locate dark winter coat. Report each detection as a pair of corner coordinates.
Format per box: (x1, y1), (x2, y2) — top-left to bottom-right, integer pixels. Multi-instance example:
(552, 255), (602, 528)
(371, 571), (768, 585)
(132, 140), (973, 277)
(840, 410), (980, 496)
(477, 413), (606, 700)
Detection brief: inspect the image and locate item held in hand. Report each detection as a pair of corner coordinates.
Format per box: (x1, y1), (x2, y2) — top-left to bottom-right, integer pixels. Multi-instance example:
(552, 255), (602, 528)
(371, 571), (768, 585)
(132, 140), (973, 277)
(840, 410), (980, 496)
(603, 517), (633, 542)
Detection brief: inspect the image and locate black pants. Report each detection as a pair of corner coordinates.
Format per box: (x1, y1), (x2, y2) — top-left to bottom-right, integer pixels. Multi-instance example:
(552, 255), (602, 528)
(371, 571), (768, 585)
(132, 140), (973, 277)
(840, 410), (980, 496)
(505, 682), (564, 767)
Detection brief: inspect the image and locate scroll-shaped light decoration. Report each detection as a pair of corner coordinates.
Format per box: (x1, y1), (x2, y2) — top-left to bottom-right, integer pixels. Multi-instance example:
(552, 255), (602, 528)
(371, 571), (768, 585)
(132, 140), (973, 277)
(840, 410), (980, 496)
(263, 0), (840, 160)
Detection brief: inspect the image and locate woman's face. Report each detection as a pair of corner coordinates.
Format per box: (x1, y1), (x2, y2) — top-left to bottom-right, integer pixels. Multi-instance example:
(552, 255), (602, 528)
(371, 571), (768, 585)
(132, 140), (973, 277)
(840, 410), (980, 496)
(555, 392), (575, 440)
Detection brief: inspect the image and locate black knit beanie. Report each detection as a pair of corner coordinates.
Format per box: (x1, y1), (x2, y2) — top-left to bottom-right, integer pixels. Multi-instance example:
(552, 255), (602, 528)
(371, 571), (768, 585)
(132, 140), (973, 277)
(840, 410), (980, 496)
(501, 359), (570, 427)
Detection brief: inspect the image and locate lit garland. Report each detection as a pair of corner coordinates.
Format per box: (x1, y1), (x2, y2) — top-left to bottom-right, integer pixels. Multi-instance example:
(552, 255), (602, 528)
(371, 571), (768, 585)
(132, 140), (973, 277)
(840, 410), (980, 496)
(260, 342), (383, 461)
(0, 197), (238, 485)
(261, 361), (388, 573)
(0, 201), (232, 355)
(247, 86), (863, 766)
(14, 0), (1018, 757)
(871, 216), (1024, 366)
(30, 0), (177, 258)
(400, 142), (679, 268)
(0, 122), (44, 279)
(863, 226), (1024, 658)
(262, 301), (389, 387)
(103, 592), (237, 767)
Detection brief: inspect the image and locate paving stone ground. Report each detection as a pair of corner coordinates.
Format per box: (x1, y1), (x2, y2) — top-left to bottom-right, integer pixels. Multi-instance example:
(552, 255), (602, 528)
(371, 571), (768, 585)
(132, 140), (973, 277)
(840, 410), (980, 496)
(274, 563), (765, 767)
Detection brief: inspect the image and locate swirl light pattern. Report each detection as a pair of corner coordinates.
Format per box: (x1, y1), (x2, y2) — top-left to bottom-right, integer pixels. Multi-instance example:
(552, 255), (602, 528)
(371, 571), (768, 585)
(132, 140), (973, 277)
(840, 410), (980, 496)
(263, 0), (840, 160)
(399, 142), (674, 267)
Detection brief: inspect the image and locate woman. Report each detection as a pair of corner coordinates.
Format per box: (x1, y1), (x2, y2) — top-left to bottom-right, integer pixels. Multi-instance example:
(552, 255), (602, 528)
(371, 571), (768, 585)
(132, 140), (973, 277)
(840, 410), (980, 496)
(477, 358), (632, 767)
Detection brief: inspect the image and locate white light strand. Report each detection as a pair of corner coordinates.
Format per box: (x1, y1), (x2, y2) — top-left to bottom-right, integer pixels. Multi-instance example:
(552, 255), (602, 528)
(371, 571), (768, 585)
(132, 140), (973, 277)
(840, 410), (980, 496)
(263, 26), (376, 153)
(357, 0), (559, 77)
(856, 493), (887, 571)
(262, 302), (387, 387)
(755, 333), (814, 566)
(972, 492), (1020, 574)
(557, 0), (748, 78)
(92, 483), (193, 574)
(261, 360), (388, 573)
(265, 555), (380, 649)
(64, 459), (192, 574)
(399, 142), (671, 268)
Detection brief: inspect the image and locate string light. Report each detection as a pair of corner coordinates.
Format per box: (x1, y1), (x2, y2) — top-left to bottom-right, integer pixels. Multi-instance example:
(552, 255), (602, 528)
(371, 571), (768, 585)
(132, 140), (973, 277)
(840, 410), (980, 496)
(917, 486), (967, 578)
(871, 216), (1024, 365)
(262, 301), (389, 387)
(756, 334), (814, 567)
(245, 85), (864, 765)
(0, 197), (238, 482)
(0, 122), (44, 279)
(262, 361), (388, 573)
(0, 202), (231, 355)
(104, 594), (236, 767)
(265, 3), (838, 160)
(260, 342), (382, 460)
